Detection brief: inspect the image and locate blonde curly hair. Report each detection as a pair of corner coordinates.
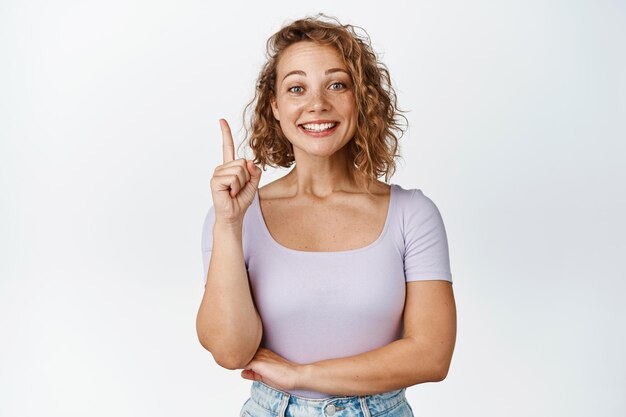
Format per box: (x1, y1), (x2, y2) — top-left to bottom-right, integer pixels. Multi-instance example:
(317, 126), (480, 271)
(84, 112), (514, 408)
(240, 13), (407, 191)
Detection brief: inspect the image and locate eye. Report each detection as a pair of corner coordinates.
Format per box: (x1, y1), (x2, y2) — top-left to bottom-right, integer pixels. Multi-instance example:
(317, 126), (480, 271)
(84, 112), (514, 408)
(329, 82), (346, 90)
(288, 86), (304, 93)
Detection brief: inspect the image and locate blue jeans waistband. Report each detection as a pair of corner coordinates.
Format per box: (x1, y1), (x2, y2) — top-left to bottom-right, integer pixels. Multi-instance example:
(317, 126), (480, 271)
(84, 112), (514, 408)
(248, 380), (407, 416)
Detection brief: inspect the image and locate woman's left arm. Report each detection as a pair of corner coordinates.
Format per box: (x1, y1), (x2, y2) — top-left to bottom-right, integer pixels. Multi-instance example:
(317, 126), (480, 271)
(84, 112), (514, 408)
(241, 280), (457, 396)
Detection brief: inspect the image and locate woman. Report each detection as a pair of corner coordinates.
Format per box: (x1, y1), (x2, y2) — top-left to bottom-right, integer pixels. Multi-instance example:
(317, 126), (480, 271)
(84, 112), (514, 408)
(197, 13), (456, 417)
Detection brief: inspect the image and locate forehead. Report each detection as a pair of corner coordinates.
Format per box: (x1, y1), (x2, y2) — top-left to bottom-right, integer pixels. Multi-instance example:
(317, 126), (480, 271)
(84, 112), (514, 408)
(276, 41), (347, 74)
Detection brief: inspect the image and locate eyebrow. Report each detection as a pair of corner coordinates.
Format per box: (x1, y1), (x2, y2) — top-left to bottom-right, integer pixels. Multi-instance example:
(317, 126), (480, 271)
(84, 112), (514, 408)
(282, 68), (349, 82)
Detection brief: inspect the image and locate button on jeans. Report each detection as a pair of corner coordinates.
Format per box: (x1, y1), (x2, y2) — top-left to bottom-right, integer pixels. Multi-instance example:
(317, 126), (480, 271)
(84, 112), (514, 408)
(240, 381), (415, 417)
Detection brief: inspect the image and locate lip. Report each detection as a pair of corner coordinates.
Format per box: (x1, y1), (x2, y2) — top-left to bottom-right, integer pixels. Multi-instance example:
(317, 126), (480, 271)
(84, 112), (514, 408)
(299, 119), (339, 125)
(298, 121), (340, 137)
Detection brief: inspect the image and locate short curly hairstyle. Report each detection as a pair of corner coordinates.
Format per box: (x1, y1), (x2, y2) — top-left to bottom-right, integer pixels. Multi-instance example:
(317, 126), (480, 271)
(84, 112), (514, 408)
(240, 13), (407, 190)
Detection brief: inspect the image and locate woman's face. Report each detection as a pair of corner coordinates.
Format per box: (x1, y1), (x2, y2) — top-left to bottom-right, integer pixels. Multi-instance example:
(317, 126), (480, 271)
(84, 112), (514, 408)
(270, 41), (358, 159)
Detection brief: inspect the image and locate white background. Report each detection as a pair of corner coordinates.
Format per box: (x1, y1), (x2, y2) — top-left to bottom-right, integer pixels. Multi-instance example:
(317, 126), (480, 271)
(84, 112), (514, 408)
(1, 0), (625, 416)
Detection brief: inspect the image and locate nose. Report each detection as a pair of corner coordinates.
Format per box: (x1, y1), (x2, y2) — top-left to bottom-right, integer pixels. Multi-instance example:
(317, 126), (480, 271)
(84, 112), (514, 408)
(307, 89), (330, 112)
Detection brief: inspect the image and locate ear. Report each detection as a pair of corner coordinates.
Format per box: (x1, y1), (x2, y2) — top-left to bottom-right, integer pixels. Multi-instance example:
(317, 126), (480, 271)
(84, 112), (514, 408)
(270, 92), (280, 121)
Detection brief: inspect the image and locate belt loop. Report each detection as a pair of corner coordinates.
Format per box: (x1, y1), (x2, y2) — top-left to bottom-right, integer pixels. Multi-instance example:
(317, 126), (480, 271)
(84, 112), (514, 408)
(277, 391), (290, 417)
(358, 396), (371, 417)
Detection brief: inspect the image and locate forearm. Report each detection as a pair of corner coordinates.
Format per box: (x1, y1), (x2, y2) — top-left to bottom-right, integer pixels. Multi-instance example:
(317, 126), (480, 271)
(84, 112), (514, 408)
(299, 337), (449, 396)
(196, 221), (262, 369)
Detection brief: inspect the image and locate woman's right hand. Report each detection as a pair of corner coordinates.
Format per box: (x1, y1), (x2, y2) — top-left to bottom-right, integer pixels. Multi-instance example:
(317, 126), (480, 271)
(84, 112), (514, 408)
(210, 118), (262, 226)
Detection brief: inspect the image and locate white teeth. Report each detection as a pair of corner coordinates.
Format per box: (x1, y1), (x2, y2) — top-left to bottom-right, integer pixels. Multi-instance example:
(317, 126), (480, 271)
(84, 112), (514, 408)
(301, 122), (337, 132)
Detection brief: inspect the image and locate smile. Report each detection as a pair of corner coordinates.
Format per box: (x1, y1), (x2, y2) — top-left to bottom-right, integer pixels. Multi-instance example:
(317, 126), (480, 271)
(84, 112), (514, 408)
(298, 122), (340, 137)
(300, 122), (337, 132)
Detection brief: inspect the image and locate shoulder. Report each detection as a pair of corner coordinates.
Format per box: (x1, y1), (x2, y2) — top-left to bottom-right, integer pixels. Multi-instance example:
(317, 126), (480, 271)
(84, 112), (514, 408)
(393, 185), (437, 212)
(392, 185), (446, 229)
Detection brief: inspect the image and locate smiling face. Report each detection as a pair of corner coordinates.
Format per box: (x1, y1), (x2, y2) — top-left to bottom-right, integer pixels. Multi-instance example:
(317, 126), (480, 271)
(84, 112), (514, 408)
(270, 41), (358, 160)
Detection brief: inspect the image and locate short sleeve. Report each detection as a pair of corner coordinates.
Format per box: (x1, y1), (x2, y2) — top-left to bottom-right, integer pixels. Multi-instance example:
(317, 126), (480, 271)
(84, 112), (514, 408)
(200, 205), (216, 286)
(403, 190), (453, 283)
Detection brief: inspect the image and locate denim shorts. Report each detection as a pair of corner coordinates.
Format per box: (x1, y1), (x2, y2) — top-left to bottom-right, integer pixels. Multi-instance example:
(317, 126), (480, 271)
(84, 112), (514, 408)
(239, 381), (414, 417)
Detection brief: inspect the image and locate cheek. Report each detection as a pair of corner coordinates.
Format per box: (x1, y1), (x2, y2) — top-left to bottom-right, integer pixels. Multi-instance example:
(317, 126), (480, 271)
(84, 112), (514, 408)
(278, 100), (306, 118)
(338, 95), (357, 114)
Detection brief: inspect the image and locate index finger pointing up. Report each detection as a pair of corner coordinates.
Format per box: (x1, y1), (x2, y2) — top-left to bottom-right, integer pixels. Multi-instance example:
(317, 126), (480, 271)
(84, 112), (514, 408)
(220, 118), (235, 163)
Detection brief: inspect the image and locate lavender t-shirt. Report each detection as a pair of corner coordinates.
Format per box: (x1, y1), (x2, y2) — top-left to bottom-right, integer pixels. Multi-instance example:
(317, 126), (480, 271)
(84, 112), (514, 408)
(201, 183), (453, 398)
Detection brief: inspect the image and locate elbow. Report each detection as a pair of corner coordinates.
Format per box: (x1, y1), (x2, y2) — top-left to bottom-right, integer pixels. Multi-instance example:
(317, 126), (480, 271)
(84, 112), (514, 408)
(196, 334), (259, 371)
(430, 357), (452, 382)
(425, 339), (454, 382)
(196, 329), (214, 356)
(214, 353), (247, 370)
(197, 338), (246, 370)
(431, 364), (450, 382)
(214, 347), (258, 370)
(196, 316), (263, 370)
(198, 341), (248, 370)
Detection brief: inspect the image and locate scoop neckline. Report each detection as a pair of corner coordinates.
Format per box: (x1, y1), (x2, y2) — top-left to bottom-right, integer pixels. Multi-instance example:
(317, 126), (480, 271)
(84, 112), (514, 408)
(254, 184), (396, 255)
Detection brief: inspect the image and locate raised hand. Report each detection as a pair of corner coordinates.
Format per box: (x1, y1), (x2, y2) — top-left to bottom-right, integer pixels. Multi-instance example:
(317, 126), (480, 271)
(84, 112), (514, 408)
(210, 119), (262, 226)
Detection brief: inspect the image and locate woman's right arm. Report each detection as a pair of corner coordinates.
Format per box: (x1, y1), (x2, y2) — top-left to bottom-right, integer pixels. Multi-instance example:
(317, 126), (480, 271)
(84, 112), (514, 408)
(196, 118), (264, 370)
(196, 219), (263, 370)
